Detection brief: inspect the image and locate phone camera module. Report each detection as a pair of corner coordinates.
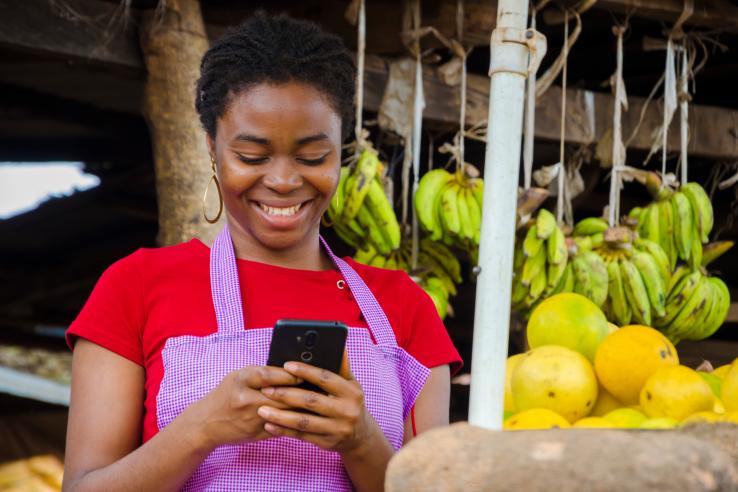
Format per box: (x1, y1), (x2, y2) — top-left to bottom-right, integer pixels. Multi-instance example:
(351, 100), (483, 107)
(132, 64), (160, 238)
(300, 351), (313, 363)
(305, 330), (318, 349)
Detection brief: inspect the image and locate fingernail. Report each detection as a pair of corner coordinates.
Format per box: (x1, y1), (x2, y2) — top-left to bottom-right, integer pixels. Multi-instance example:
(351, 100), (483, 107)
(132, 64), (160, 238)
(261, 387), (274, 396)
(284, 362), (298, 372)
(257, 406), (272, 418)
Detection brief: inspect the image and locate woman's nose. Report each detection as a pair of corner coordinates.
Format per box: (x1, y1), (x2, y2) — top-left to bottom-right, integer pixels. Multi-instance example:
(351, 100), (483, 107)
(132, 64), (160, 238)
(262, 158), (303, 193)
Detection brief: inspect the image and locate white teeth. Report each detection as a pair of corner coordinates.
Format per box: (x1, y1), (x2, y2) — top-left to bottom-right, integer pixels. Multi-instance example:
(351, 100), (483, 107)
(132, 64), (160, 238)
(259, 203), (302, 217)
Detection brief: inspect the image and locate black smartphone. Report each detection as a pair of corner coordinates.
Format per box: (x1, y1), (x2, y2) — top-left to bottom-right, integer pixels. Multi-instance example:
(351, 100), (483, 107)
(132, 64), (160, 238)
(266, 319), (348, 393)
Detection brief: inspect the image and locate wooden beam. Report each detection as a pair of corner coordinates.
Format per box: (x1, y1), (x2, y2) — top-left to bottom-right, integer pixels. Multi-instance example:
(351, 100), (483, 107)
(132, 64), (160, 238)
(363, 55), (738, 159)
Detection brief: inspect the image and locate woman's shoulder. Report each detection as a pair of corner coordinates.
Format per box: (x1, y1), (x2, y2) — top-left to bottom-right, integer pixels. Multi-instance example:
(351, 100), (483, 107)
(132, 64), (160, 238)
(111, 238), (208, 272)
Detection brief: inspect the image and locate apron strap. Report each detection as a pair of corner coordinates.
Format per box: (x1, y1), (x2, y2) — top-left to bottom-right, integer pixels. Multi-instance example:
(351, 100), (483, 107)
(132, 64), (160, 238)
(210, 225), (245, 334)
(320, 236), (398, 347)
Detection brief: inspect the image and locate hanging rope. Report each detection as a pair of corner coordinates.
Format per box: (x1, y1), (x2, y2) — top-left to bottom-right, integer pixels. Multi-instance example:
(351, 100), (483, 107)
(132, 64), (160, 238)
(556, 10), (569, 225)
(661, 38), (677, 181)
(410, 0), (425, 269)
(679, 42), (689, 184)
(456, 0), (467, 176)
(608, 23), (628, 227)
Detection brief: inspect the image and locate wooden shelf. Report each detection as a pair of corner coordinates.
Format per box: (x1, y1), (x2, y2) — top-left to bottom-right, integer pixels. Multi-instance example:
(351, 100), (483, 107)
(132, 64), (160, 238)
(0, 366), (70, 406)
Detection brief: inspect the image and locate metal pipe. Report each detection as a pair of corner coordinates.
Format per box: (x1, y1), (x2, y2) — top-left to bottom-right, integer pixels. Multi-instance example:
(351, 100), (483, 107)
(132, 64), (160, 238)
(468, 0), (531, 430)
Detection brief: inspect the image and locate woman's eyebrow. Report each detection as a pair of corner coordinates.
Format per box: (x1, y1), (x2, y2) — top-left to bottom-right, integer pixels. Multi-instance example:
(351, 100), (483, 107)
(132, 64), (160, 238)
(234, 134), (270, 145)
(296, 133), (329, 146)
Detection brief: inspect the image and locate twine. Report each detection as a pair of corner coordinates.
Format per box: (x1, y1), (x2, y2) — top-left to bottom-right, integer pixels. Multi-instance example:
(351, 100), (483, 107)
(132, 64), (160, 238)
(609, 24), (628, 227)
(556, 11), (569, 225)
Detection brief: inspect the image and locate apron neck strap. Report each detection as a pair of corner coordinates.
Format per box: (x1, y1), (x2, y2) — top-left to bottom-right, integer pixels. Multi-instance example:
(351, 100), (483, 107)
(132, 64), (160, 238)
(210, 226), (398, 346)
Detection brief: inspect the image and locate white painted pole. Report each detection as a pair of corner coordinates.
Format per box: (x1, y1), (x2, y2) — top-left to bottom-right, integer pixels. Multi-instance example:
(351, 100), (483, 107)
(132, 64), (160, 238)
(468, 0), (531, 430)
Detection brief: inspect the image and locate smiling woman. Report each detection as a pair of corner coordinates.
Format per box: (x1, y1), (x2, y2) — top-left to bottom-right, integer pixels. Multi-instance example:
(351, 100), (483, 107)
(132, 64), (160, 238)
(62, 11), (460, 492)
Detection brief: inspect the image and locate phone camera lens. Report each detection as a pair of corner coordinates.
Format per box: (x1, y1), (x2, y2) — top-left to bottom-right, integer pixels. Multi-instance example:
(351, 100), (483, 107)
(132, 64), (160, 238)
(300, 351), (313, 363)
(305, 331), (318, 349)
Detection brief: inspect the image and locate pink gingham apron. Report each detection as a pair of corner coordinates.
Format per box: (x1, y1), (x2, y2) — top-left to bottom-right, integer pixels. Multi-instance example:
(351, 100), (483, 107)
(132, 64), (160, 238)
(156, 225), (430, 491)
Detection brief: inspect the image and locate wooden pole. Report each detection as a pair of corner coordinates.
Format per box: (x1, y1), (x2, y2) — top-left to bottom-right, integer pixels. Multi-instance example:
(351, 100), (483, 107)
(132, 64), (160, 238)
(140, 0), (221, 246)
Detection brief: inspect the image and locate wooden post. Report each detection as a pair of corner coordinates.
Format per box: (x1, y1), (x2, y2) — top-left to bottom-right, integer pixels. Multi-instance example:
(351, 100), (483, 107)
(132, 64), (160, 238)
(140, 0), (221, 246)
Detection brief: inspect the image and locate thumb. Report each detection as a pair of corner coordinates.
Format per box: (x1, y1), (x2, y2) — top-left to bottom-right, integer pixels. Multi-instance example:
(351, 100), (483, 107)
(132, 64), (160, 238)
(339, 348), (354, 380)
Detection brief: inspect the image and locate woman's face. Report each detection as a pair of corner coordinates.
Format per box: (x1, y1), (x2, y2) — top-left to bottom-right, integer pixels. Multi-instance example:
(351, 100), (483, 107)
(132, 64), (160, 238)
(208, 82), (342, 252)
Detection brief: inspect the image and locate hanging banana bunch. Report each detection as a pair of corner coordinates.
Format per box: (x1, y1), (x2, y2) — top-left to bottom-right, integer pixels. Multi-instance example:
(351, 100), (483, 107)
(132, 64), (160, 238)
(354, 238), (462, 319)
(634, 175), (714, 271)
(328, 149), (402, 255)
(414, 168), (483, 250)
(510, 208), (570, 315)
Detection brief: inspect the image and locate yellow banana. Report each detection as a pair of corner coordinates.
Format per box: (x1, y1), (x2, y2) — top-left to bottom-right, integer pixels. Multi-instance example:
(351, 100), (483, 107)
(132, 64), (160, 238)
(573, 217), (609, 237)
(415, 169), (453, 240)
(658, 270), (702, 327)
(511, 274), (528, 308)
(581, 251), (608, 307)
(465, 188), (482, 245)
(522, 225), (544, 258)
(701, 241), (734, 267)
(667, 264), (691, 298)
(357, 206), (391, 255)
(634, 238), (670, 285)
(365, 178), (401, 250)
(536, 208), (557, 240)
(547, 227), (568, 265)
(607, 259), (632, 326)
(620, 258), (652, 326)
(328, 166), (350, 221)
(658, 198), (677, 270)
(526, 269), (547, 306)
(456, 187), (474, 243)
(353, 245), (377, 265)
(334, 222), (362, 249)
(682, 182), (713, 243)
(468, 177), (484, 209)
(698, 277), (730, 339)
(664, 275), (711, 343)
(546, 257), (567, 293)
(343, 149), (379, 220)
(640, 204), (661, 247)
(572, 255), (595, 302)
(522, 246), (547, 287)
(369, 253), (387, 268)
(440, 183), (462, 238)
(671, 191), (694, 261)
(631, 250), (666, 318)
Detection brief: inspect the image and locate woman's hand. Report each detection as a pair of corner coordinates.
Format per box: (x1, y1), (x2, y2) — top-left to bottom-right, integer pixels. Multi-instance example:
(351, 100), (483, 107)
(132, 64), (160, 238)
(256, 352), (387, 457)
(181, 365), (302, 451)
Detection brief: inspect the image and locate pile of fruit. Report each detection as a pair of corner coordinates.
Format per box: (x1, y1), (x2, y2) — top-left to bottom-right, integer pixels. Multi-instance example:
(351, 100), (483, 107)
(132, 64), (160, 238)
(415, 168), (484, 249)
(0, 455), (63, 491)
(504, 292), (738, 430)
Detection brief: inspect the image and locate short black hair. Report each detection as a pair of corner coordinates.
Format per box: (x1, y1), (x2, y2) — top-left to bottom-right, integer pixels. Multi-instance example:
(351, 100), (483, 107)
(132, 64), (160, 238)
(195, 12), (356, 140)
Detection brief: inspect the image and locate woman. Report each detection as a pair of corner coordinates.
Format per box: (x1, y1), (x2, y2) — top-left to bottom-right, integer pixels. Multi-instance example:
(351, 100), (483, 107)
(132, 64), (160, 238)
(63, 12), (461, 492)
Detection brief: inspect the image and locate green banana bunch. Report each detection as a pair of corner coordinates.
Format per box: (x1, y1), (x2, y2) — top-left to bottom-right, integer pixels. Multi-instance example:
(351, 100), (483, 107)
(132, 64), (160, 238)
(415, 169), (484, 249)
(511, 208), (571, 315)
(330, 149), (402, 255)
(634, 182), (714, 271)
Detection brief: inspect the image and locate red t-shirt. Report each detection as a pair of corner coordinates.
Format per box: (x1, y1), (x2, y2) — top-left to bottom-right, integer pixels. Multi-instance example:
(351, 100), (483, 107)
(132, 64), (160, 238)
(66, 239), (462, 442)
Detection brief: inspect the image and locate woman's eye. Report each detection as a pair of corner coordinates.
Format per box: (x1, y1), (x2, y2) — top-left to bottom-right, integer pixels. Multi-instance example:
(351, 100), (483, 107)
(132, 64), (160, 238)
(237, 155), (268, 164)
(297, 154), (329, 165)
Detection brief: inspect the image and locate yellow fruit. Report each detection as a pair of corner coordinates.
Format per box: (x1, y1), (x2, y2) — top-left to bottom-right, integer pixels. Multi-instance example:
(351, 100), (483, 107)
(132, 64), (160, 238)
(504, 353), (526, 413)
(714, 399), (726, 414)
(511, 345), (599, 423)
(503, 408), (571, 430)
(527, 293), (610, 362)
(640, 366), (715, 421)
(594, 325), (679, 405)
(590, 385), (622, 417)
(607, 322), (619, 334)
(602, 408), (648, 428)
(723, 412), (738, 424)
(573, 417), (614, 428)
(713, 364), (732, 379)
(639, 417), (679, 429)
(722, 363), (738, 412)
(681, 411), (723, 425)
(699, 372), (722, 398)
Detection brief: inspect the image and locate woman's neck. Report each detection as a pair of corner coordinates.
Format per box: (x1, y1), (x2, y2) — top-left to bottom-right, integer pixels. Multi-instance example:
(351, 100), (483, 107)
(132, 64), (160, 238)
(227, 222), (334, 272)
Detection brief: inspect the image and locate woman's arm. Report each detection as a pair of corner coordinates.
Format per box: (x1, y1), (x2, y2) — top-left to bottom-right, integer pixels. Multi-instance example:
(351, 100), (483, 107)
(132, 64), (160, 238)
(63, 339), (300, 492)
(404, 364), (451, 441)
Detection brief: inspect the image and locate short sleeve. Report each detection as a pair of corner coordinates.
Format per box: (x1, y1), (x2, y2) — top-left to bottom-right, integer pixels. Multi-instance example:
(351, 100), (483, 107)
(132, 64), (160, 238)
(396, 274), (463, 375)
(66, 251), (145, 366)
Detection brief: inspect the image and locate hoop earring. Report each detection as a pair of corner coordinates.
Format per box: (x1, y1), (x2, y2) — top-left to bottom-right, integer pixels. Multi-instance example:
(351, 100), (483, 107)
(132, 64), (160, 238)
(203, 156), (223, 224)
(321, 213), (333, 228)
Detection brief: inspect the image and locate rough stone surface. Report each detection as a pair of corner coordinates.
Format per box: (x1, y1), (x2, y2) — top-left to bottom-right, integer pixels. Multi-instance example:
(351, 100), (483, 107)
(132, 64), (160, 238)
(679, 423), (738, 471)
(386, 423), (738, 492)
